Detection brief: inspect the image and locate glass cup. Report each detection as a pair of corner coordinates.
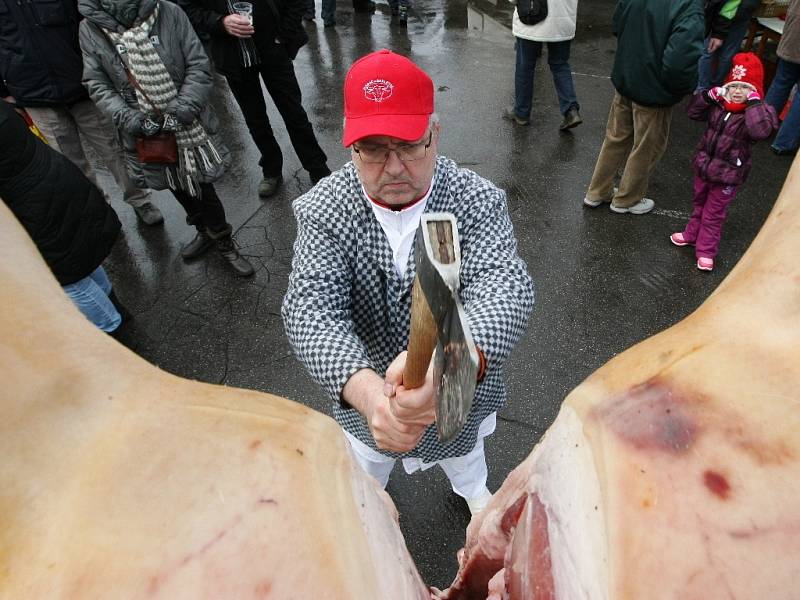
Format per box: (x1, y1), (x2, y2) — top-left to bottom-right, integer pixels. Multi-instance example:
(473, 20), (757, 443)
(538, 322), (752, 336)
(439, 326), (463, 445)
(232, 1), (253, 25)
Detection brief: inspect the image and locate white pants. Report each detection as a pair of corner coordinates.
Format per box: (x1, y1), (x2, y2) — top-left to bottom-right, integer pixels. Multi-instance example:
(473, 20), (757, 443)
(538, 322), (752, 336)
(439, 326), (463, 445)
(26, 100), (150, 208)
(344, 413), (496, 500)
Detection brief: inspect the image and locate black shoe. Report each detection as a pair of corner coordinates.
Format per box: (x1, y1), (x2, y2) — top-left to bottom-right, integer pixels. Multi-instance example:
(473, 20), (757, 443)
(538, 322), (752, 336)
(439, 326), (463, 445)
(324, 17), (336, 26)
(180, 230), (214, 260)
(502, 107), (530, 126)
(133, 202), (164, 226)
(216, 237), (255, 277)
(309, 167), (331, 184)
(559, 107), (583, 131)
(258, 174), (283, 198)
(771, 145), (797, 156)
(108, 290), (133, 323)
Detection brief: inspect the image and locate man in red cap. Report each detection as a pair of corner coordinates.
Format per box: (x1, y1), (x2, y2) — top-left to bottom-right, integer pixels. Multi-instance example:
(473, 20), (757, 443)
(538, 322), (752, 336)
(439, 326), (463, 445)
(283, 50), (534, 516)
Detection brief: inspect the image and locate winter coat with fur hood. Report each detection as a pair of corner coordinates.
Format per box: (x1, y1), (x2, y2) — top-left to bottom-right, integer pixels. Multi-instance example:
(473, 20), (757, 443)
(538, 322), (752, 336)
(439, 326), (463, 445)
(78, 0), (230, 191)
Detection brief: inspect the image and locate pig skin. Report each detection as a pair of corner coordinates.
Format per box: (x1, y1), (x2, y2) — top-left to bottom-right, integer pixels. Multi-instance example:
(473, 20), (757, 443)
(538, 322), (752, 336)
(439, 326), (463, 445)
(0, 200), (430, 599)
(440, 162), (800, 599)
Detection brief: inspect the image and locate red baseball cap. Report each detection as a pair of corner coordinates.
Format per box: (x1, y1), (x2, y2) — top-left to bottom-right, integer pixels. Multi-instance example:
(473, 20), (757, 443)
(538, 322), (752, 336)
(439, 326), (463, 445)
(342, 49), (434, 147)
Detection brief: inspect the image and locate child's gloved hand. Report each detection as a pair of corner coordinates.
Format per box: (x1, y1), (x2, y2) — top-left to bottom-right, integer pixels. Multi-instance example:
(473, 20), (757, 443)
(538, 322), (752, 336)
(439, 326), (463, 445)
(747, 89), (761, 102)
(161, 113), (180, 133)
(707, 87), (726, 103)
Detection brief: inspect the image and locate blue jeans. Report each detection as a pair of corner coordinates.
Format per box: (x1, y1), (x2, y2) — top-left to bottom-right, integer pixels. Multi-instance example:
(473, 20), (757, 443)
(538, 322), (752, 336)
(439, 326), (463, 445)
(697, 19), (751, 90)
(62, 266), (121, 333)
(765, 59), (800, 152)
(514, 38), (579, 120)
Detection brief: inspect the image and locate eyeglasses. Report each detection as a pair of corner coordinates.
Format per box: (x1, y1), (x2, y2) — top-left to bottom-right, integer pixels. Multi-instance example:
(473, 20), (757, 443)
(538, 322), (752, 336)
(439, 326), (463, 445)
(352, 131), (433, 164)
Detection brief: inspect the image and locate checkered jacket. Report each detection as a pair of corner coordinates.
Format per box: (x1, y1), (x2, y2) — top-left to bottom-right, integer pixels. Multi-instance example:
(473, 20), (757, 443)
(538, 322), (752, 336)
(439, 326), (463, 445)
(282, 157), (534, 462)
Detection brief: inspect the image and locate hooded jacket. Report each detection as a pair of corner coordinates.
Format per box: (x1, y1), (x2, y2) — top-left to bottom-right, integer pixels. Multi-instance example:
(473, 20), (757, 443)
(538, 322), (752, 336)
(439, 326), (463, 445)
(78, 0), (230, 190)
(611, 0), (705, 107)
(0, 0), (88, 106)
(0, 101), (120, 285)
(705, 0), (743, 40)
(687, 92), (778, 185)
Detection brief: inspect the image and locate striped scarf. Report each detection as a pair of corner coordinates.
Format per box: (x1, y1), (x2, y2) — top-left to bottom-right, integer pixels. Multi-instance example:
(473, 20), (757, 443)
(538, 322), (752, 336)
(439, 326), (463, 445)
(106, 3), (223, 196)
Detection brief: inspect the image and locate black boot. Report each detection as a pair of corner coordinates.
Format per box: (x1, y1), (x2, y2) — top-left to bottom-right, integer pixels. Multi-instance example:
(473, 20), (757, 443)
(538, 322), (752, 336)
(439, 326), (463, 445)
(215, 236), (255, 277)
(181, 229), (215, 260)
(108, 290), (133, 323)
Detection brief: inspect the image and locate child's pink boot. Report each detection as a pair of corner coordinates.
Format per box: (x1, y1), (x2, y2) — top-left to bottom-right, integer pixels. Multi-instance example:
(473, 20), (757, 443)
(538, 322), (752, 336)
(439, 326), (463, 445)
(670, 232), (692, 247)
(697, 257), (714, 271)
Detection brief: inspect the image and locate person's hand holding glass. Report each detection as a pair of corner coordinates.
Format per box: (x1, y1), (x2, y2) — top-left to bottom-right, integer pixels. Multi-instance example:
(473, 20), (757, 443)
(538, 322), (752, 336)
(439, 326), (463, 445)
(223, 1), (254, 38)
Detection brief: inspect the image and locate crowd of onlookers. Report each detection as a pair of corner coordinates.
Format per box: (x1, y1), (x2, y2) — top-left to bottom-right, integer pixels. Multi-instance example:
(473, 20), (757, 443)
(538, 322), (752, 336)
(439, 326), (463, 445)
(0, 0), (797, 333)
(506, 0), (797, 271)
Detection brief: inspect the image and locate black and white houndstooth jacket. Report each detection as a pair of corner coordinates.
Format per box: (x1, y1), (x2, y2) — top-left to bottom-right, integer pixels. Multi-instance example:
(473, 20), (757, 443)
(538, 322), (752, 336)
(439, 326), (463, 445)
(282, 156), (534, 462)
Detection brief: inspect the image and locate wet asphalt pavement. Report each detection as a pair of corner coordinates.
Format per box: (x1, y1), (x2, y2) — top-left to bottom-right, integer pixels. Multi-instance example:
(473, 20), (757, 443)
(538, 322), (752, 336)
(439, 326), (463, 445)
(97, 0), (792, 589)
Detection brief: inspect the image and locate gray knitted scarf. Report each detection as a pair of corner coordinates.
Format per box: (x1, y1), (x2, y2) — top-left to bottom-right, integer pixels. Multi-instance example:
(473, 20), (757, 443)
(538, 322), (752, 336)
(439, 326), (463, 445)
(106, 3), (223, 196)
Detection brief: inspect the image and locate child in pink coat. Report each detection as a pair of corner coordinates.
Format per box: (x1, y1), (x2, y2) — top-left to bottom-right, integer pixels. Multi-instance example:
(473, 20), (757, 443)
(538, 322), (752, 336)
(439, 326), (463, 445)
(671, 53), (778, 271)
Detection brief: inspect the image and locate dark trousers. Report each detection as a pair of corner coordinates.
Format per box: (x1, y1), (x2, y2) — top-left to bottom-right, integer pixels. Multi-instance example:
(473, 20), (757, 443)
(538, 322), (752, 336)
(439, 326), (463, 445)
(682, 175), (738, 260)
(514, 38), (579, 120)
(225, 43), (327, 178)
(172, 182), (230, 236)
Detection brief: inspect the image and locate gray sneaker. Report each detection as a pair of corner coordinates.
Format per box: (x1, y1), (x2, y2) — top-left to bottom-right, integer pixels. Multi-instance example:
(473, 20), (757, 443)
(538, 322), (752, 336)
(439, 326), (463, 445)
(609, 197), (655, 214)
(134, 202), (164, 225)
(502, 107), (530, 126)
(258, 175), (283, 198)
(559, 107), (583, 131)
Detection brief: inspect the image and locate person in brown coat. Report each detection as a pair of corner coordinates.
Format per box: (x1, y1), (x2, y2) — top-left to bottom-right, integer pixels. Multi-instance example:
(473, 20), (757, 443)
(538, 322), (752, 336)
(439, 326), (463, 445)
(765, 0), (800, 155)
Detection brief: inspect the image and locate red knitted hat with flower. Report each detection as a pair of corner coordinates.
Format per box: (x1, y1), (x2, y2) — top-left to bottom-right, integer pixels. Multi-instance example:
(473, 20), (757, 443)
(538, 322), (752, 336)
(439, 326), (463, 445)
(724, 52), (765, 98)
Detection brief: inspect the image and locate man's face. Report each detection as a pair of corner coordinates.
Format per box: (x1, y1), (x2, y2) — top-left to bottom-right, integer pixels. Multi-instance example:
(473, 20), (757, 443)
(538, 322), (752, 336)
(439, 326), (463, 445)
(351, 122), (440, 207)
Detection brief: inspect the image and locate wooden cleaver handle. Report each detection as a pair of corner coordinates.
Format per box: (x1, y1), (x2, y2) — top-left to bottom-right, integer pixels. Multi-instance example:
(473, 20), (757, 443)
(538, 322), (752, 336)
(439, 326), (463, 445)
(404, 275), (438, 389)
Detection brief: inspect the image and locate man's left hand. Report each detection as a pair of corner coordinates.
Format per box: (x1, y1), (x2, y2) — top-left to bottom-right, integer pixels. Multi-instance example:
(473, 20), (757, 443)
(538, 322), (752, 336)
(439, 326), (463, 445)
(708, 37), (724, 53)
(384, 351), (437, 427)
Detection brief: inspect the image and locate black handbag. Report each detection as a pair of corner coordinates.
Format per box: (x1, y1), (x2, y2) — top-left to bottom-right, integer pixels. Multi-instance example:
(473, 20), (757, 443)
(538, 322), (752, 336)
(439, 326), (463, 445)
(517, 0), (548, 25)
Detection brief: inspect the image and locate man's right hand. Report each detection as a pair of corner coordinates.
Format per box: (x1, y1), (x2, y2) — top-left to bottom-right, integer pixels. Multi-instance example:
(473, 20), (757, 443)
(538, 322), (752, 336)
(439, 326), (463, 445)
(343, 368), (427, 453)
(222, 14), (254, 38)
(365, 393), (426, 453)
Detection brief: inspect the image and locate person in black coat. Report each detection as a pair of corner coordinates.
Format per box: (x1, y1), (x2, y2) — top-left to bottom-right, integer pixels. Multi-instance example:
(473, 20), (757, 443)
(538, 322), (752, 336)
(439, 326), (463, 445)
(0, 100), (125, 333)
(178, 0), (331, 197)
(0, 0), (162, 225)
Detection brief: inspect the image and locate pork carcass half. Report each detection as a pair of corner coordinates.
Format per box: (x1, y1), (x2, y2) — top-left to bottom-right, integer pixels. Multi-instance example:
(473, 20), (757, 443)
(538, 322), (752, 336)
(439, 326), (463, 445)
(439, 165), (800, 599)
(0, 199), (429, 599)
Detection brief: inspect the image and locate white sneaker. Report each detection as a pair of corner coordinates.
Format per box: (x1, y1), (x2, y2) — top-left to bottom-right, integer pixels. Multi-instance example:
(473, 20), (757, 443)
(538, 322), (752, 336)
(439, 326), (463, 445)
(583, 186), (617, 208)
(609, 197), (655, 214)
(465, 487), (493, 516)
(583, 196), (606, 207)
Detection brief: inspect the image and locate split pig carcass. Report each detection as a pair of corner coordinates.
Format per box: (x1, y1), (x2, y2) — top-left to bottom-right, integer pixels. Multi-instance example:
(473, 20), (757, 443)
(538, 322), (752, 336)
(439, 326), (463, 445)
(438, 164), (800, 599)
(2, 150), (800, 600)
(0, 198), (429, 599)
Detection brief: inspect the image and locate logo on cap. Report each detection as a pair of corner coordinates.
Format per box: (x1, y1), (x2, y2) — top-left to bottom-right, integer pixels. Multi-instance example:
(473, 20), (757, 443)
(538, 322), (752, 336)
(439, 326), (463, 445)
(363, 79), (394, 103)
(731, 64), (747, 80)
